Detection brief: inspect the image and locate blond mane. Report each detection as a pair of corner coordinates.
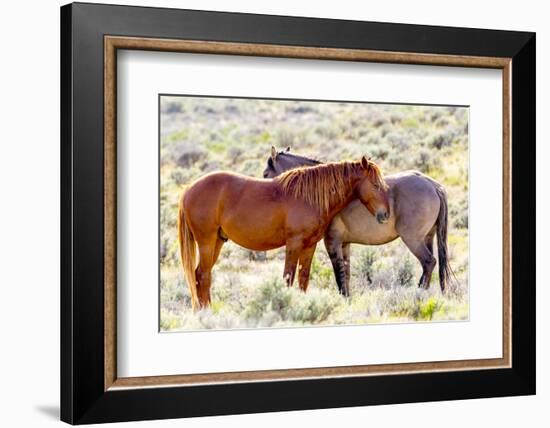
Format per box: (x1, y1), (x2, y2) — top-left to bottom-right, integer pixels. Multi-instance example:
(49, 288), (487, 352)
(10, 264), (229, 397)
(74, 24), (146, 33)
(277, 160), (386, 215)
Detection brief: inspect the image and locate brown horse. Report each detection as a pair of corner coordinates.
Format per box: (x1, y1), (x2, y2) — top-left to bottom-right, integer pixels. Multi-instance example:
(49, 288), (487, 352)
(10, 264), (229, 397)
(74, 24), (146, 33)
(264, 147), (454, 295)
(178, 157), (389, 310)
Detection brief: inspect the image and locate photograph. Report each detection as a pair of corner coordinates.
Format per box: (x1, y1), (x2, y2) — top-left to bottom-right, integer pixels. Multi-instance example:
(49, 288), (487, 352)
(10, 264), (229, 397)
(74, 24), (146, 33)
(159, 95), (470, 331)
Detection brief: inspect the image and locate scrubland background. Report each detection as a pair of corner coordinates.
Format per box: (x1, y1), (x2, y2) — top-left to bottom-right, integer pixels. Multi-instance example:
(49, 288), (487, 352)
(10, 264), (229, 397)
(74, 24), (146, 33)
(160, 96), (469, 331)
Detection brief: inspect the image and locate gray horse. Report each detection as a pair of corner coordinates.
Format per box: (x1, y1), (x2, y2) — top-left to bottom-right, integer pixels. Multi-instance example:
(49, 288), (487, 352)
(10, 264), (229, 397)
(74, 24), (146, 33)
(263, 147), (453, 296)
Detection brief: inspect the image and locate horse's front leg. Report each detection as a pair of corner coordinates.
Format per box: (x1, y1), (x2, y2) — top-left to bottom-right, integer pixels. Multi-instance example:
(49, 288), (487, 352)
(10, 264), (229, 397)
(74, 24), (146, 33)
(283, 242), (302, 287)
(323, 232), (348, 296)
(342, 242), (351, 295)
(297, 244), (317, 292)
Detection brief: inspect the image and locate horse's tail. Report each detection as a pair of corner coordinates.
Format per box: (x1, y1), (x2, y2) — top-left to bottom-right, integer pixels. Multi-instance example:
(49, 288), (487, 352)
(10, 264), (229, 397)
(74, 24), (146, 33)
(178, 187), (199, 310)
(435, 185), (455, 292)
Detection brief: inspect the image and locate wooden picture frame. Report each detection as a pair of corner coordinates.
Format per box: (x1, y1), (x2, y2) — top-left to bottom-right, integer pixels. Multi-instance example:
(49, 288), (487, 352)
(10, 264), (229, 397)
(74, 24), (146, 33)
(61, 2), (535, 424)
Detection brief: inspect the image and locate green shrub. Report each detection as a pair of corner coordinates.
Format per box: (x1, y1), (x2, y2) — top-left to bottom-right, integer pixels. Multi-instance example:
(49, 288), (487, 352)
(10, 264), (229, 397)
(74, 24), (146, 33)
(310, 255), (334, 289)
(418, 297), (442, 321)
(396, 255), (415, 287)
(357, 248), (377, 284)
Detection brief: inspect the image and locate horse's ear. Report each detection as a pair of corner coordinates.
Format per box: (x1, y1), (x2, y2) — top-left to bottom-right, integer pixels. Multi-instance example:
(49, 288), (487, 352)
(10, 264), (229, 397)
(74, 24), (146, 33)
(285, 146), (291, 152)
(361, 156), (371, 170)
(271, 146), (277, 160)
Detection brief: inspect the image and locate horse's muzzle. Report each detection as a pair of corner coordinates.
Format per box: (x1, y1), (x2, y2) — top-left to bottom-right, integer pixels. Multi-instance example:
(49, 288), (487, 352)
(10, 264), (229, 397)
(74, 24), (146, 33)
(376, 211), (390, 224)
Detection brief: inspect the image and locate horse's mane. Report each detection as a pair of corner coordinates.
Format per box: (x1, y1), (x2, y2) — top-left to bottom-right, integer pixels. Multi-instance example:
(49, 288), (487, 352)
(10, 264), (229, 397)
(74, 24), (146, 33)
(278, 151), (322, 165)
(276, 160), (386, 215)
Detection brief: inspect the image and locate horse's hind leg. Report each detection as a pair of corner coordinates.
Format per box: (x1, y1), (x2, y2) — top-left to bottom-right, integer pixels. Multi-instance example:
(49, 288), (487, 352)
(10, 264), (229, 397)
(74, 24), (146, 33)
(195, 236), (224, 308)
(297, 244), (317, 292)
(421, 228), (436, 288)
(400, 234), (436, 289)
(212, 234), (225, 266)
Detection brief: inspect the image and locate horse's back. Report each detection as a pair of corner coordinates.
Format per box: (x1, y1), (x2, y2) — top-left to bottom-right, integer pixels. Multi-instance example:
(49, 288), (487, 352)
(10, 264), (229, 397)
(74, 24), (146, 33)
(387, 170), (442, 193)
(183, 171), (289, 248)
(330, 170), (442, 244)
(185, 171), (264, 202)
(387, 170), (442, 208)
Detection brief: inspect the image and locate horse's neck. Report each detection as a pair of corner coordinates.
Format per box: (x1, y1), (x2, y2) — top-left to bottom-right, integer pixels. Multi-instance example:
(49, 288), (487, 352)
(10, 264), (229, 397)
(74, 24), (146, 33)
(284, 155), (318, 168)
(323, 176), (361, 221)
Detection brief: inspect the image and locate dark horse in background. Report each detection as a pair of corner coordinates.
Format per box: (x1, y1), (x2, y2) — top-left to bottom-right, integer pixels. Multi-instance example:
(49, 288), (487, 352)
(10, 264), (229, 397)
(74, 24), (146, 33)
(179, 157), (389, 310)
(264, 147), (453, 296)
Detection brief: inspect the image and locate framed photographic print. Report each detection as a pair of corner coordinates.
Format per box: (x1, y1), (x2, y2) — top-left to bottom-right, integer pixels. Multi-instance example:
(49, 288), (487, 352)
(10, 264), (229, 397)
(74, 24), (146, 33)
(60, 2), (535, 424)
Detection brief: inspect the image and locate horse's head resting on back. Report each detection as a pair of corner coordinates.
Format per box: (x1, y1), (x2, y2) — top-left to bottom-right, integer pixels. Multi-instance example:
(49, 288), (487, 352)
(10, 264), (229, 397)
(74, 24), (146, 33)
(265, 147), (390, 224)
(357, 156), (390, 224)
(263, 146), (321, 178)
